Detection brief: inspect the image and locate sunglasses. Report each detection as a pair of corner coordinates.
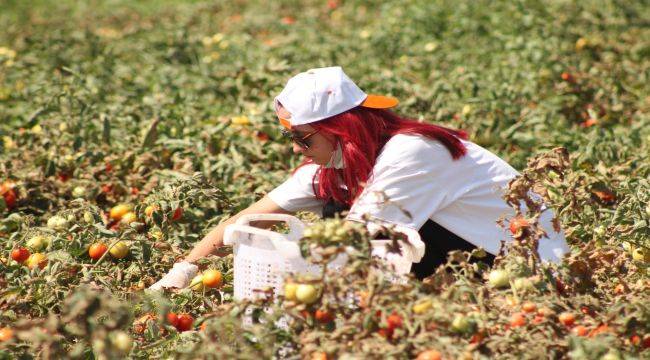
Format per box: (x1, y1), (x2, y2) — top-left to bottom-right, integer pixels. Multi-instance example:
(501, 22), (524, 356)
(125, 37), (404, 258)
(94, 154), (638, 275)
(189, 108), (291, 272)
(281, 128), (319, 149)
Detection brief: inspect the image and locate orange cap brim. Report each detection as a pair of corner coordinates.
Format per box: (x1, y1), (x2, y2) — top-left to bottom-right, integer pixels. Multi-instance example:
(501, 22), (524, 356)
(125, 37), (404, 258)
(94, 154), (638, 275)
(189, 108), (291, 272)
(361, 94), (399, 109)
(279, 117), (292, 129)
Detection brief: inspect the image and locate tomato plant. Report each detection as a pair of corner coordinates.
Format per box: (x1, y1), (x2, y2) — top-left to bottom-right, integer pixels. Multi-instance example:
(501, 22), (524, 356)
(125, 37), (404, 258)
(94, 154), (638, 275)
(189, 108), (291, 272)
(0, 1), (648, 359)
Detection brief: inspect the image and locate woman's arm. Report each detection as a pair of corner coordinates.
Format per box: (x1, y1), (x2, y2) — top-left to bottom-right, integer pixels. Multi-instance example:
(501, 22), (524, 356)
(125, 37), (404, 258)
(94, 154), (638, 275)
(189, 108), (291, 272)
(184, 195), (291, 263)
(150, 195), (291, 290)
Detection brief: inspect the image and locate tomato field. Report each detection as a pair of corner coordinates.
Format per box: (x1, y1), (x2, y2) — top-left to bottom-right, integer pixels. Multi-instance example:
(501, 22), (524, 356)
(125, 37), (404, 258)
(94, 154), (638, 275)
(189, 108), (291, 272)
(1, 0), (649, 359)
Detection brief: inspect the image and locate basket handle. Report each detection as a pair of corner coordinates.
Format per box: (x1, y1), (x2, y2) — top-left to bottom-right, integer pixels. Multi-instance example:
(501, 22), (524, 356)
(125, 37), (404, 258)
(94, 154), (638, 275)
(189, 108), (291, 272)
(367, 223), (425, 263)
(223, 224), (303, 259)
(235, 213), (305, 241)
(392, 225), (425, 263)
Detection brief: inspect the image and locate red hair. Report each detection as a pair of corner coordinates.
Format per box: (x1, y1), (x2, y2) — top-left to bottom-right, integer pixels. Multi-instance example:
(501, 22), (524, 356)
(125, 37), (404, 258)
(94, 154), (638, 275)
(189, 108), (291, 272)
(301, 107), (468, 206)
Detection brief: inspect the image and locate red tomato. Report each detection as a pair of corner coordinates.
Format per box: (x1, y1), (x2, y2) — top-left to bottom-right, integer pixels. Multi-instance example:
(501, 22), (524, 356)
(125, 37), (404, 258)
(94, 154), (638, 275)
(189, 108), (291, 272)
(101, 184), (113, 194)
(1, 182), (17, 210)
(314, 309), (334, 324)
(171, 207), (183, 221)
(377, 327), (393, 339)
(470, 331), (486, 344)
(176, 313), (194, 332)
(11, 247), (30, 263)
(57, 172), (70, 182)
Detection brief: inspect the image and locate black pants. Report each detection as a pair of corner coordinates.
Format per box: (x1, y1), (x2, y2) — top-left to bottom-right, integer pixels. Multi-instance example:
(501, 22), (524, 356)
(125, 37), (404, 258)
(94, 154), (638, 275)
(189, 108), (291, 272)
(323, 200), (495, 280)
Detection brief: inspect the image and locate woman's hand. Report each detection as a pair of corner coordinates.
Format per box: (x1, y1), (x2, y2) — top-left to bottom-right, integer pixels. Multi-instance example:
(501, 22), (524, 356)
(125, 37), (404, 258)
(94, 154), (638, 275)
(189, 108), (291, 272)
(149, 261), (198, 290)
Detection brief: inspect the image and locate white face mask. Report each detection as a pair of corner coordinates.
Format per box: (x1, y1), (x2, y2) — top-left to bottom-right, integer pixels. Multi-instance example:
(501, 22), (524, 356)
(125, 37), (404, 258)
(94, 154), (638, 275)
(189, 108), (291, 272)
(324, 142), (345, 169)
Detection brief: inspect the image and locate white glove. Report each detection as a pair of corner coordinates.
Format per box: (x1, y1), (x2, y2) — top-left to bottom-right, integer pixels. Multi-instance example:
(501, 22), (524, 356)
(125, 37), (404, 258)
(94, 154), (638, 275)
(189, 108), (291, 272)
(149, 261), (198, 290)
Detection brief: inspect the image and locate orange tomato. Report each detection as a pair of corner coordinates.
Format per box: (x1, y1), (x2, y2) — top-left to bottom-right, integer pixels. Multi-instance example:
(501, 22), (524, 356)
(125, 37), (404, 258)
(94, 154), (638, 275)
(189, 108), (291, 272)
(416, 350), (442, 360)
(145, 205), (158, 217)
(614, 284), (625, 295)
(311, 352), (327, 360)
(201, 269), (223, 288)
(509, 216), (529, 235)
(386, 313), (403, 330)
(281, 16), (296, 25)
(0, 327), (13, 342)
(510, 313), (526, 328)
(572, 325), (588, 336)
(88, 243), (108, 260)
(588, 324), (611, 337)
(166, 312), (179, 328)
(558, 312), (576, 327)
(109, 204), (133, 221)
(561, 72), (575, 83)
(522, 302), (537, 313)
(26, 253), (47, 269)
(357, 291), (370, 309)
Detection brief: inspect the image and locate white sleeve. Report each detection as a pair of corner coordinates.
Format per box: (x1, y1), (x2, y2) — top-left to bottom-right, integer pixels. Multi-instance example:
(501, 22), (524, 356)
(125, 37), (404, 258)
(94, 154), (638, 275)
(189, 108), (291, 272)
(346, 138), (458, 230)
(267, 163), (326, 216)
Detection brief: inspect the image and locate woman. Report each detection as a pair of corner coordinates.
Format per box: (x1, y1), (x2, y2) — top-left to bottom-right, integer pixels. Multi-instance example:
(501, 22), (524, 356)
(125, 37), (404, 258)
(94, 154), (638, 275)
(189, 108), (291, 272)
(150, 66), (569, 289)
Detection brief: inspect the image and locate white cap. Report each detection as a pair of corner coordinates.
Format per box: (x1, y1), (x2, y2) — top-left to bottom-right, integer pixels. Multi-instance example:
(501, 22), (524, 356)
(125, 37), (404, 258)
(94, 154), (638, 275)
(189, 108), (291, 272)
(275, 66), (398, 128)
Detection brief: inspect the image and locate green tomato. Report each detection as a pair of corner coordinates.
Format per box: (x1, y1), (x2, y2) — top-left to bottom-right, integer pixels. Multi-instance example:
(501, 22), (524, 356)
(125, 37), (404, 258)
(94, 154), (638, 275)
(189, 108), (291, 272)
(189, 274), (204, 291)
(295, 284), (319, 304)
(631, 247), (649, 263)
(47, 215), (69, 231)
(488, 269), (510, 288)
(27, 235), (51, 251)
(72, 186), (86, 198)
(512, 277), (534, 292)
(83, 211), (94, 224)
(109, 241), (129, 259)
(451, 314), (475, 334)
(110, 331), (133, 354)
(600, 351), (621, 360)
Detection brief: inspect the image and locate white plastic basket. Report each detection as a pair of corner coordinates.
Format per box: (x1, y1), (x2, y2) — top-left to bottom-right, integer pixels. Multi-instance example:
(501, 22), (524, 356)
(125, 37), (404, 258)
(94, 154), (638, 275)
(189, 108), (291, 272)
(223, 214), (424, 301)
